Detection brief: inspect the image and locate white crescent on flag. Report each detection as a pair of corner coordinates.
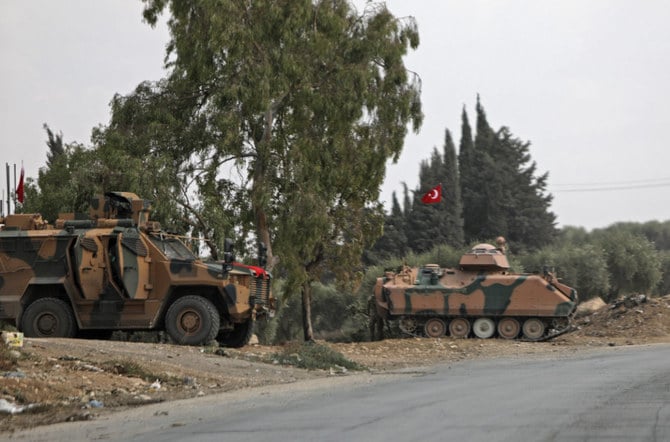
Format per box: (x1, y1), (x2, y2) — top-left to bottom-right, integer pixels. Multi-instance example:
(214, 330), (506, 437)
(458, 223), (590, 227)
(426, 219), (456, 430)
(421, 184), (442, 204)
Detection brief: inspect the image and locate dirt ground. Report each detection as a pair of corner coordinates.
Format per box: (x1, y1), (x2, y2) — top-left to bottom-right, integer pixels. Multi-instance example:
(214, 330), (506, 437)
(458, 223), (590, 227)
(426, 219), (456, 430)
(1, 293), (669, 434)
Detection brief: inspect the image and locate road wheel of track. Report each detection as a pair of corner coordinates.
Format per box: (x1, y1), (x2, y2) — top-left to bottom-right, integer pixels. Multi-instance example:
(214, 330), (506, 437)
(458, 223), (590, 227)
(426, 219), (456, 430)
(448, 318), (471, 338)
(424, 318), (447, 338)
(21, 297), (77, 338)
(472, 318), (495, 339)
(522, 318), (546, 341)
(166, 296), (220, 346)
(497, 318), (520, 340)
(399, 317), (418, 335)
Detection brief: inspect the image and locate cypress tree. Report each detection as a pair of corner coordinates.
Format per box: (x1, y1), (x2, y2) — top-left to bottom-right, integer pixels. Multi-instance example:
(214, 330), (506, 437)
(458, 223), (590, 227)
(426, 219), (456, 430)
(441, 129), (464, 247)
(495, 128), (557, 249)
(367, 192), (408, 263)
(460, 96), (556, 250)
(408, 154), (444, 252)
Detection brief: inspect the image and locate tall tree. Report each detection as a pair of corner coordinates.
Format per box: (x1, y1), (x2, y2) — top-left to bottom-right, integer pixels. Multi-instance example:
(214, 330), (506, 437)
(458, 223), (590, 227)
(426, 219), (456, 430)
(404, 129), (463, 253)
(408, 152), (443, 252)
(43, 123), (65, 169)
(22, 126), (100, 222)
(494, 127), (556, 249)
(367, 191), (408, 264)
(134, 0), (422, 341)
(458, 105), (482, 243)
(440, 129), (464, 247)
(460, 96), (556, 249)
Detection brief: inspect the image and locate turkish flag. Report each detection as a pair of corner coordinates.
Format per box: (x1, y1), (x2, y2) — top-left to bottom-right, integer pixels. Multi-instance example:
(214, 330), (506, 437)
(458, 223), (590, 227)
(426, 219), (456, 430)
(421, 184), (442, 204)
(16, 166), (24, 204)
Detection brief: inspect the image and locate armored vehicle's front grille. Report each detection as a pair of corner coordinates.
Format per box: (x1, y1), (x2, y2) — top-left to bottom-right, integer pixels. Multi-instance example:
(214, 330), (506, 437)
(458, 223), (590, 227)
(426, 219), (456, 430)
(250, 277), (270, 306)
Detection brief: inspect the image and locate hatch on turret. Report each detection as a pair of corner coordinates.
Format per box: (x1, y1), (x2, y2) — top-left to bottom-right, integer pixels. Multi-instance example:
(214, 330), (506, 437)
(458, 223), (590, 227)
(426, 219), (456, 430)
(89, 192), (152, 227)
(459, 243), (510, 271)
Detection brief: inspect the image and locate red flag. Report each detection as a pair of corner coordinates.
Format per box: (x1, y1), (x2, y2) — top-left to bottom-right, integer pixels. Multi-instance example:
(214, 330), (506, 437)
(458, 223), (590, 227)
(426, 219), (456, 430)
(421, 184), (442, 204)
(16, 166), (25, 204)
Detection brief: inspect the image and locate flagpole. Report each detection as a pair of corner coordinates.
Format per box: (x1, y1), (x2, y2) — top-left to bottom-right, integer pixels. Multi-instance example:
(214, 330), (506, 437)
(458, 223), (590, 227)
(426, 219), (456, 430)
(13, 163), (16, 211)
(5, 163), (10, 215)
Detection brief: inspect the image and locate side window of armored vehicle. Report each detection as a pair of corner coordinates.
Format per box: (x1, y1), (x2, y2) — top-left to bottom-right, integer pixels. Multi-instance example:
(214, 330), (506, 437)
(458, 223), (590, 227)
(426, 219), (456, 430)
(148, 236), (196, 260)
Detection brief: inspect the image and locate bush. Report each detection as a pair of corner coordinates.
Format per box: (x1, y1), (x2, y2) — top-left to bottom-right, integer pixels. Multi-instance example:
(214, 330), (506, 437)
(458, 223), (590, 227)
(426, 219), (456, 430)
(594, 230), (662, 300)
(518, 243), (610, 301)
(271, 341), (364, 371)
(655, 251), (670, 296)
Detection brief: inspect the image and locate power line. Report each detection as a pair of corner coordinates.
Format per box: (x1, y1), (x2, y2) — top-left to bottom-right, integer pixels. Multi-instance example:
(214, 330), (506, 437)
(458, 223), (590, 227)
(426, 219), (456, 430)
(550, 177), (670, 193)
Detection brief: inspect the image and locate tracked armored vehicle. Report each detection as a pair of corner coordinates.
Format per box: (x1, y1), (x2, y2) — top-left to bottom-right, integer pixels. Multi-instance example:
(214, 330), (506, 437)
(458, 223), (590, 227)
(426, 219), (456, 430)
(373, 240), (578, 341)
(0, 192), (273, 347)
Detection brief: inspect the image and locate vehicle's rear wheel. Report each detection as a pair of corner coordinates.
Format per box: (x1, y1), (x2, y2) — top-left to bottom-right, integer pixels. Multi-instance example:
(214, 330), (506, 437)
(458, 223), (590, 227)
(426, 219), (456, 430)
(424, 318), (447, 338)
(166, 296), (220, 346)
(217, 319), (254, 348)
(21, 297), (77, 338)
(448, 318), (471, 338)
(472, 318), (495, 339)
(522, 318), (546, 341)
(497, 318), (520, 340)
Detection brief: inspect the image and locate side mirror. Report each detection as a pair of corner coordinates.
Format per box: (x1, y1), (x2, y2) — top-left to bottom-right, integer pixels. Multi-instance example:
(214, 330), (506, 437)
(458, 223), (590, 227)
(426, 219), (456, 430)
(222, 238), (235, 274)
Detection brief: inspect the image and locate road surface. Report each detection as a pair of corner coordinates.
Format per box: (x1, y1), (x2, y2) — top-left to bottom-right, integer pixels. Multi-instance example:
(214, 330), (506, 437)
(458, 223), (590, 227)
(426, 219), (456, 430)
(11, 343), (670, 442)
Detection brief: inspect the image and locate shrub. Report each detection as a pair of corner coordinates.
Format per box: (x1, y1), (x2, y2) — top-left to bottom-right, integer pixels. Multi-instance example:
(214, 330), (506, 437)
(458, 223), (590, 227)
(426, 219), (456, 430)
(271, 341), (363, 371)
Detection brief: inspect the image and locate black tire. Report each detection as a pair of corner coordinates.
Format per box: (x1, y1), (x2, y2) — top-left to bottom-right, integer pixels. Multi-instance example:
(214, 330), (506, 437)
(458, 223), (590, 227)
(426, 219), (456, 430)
(21, 297), (77, 338)
(165, 296), (220, 346)
(217, 319), (254, 348)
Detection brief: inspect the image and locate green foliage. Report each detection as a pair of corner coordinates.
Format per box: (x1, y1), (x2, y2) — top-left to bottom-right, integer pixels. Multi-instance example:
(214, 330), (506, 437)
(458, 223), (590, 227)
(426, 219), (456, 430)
(458, 97), (556, 250)
(366, 192), (409, 264)
(272, 341), (363, 371)
(100, 359), (178, 383)
(602, 220), (670, 251)
(657, 251), (670, 296)
(117, 0), (424, 340)
(591, 229), (662, 300)
(22, 126), (102, 222)
(270, 282), (367, 344)
(518, 243), (610, 301)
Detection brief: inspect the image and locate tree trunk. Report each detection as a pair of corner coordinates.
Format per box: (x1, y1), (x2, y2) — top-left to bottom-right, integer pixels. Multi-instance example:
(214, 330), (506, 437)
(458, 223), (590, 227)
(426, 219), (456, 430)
(301, 281), (314, 342)
(251, 105), (277, 273)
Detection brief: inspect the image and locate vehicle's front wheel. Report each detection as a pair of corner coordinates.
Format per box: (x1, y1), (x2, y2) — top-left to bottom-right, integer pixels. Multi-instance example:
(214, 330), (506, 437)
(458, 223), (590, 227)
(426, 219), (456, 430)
(217, 319), (254, 348)
(21, 297), (77, 338)
(166, 296), (220, 346)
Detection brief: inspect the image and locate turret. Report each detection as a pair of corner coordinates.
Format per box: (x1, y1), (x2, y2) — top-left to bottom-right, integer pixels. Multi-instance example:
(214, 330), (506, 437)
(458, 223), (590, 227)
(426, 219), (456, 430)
(88, 192), (152, 227)
(458, 242), (510, 271)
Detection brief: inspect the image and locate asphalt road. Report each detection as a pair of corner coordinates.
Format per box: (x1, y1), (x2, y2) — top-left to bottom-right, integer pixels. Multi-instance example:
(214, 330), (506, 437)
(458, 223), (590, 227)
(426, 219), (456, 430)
(12, 343), (670, 442)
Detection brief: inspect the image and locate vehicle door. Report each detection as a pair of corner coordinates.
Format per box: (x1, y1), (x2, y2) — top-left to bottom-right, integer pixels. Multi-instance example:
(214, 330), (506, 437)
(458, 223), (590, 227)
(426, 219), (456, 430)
(74, 232), (106, 299)
(115, 230), (152, 299)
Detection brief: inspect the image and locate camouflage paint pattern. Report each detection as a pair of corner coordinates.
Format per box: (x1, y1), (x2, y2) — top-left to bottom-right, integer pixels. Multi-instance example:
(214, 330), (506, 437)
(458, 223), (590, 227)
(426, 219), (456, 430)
(0, 192), (274, 346)
(373, 243), (578, 340)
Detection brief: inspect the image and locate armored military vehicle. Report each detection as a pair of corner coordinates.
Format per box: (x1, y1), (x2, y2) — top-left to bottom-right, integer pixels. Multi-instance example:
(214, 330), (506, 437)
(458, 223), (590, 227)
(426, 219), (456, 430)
(372, 239), (578, 341)
(0, 192), (273, 347)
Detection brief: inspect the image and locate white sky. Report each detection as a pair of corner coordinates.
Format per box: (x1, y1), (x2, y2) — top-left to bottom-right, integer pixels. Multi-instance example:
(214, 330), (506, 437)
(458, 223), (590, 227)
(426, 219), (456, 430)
(2, 1), (670, 230)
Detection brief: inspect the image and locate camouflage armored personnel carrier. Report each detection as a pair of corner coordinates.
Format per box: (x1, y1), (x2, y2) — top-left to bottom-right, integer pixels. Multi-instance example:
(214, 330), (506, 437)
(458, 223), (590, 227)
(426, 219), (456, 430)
(372, 239), (578, 341)
(0, 192), (273, 347)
